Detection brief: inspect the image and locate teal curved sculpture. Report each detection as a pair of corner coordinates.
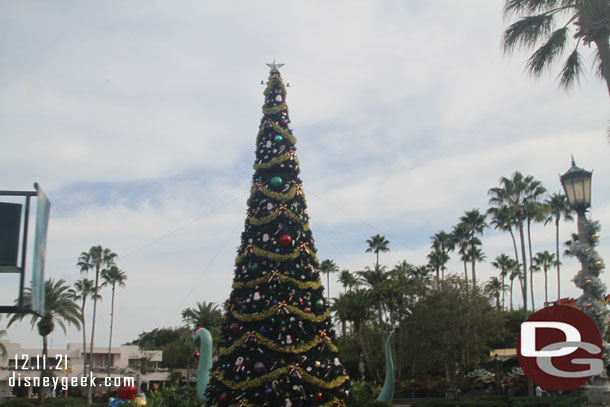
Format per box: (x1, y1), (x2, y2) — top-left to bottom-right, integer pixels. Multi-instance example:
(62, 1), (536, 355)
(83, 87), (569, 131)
(193, 327), (213, 401)
(194, 326), (396, 404)
(376, 329), (396, 403)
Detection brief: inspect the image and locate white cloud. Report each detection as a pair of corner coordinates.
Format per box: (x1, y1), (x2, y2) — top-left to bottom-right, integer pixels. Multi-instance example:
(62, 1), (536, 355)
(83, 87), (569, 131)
(2, 0), (609, 349)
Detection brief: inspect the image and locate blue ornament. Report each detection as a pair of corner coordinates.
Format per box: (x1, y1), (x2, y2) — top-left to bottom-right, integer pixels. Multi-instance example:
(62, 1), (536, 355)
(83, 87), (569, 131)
(274, 135), (283, 142)
(265, 388), (273, 396)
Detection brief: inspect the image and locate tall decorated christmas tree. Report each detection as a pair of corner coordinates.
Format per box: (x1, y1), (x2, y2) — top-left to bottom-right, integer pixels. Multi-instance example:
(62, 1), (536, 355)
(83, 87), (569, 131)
(205, 62), (350, 407)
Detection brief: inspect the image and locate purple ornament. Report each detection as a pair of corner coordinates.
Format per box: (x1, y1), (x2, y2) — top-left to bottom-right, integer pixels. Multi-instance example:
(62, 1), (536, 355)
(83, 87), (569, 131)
(254, 361), (265, 373)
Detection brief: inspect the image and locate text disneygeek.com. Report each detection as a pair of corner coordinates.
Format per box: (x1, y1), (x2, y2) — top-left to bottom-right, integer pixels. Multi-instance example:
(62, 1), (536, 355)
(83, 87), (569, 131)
(9, 373), (136, 393)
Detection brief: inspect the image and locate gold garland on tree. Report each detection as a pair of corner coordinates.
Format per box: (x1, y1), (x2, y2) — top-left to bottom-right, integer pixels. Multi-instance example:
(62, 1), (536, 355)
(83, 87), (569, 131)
(217, 365), (348, 391)
(256, 121), (297, 146)
(262, 102), (288, 115)
(231, 305), (330, 323)
(219, 331), (338, 356)
(235, 243), (319, 265)
(233, 273), (321, 290)
(247, 207), (308, 230)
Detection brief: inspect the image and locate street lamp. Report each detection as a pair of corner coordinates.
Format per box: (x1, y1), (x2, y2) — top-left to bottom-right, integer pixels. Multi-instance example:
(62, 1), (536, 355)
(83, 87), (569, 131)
(560, 158), (610, 403)
(560, 157), (592, 215)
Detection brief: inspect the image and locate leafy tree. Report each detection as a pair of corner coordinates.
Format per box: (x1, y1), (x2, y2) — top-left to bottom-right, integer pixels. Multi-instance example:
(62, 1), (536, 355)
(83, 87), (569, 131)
(319, 258), (339, 302)
(73, 278), (101, 379)
(7, 279), (81, 405)
(405, 276), (502, 398)
(76, 245), (117, 404)
(101, 265), (127, 375)
(365, 234), (390, 268)
(128, 327), (185, 350)
(544, 192), (574, 300)
(502, 0), (610, 97)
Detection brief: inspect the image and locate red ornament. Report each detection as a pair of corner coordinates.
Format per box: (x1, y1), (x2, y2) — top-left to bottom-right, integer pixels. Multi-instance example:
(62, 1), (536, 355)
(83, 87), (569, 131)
(193, 351), (200, 358)
(304, 307), (312, 313)
(279, 234), (292, 247)
(117, 382), (137, 400)
(219, 393), (228, 402)
(315, 392), (324, 401)
(230, 322), (240, 333)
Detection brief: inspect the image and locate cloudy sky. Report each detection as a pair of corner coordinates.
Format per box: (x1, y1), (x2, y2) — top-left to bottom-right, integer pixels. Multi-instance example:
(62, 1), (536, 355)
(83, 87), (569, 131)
(1, 0), (609, 351)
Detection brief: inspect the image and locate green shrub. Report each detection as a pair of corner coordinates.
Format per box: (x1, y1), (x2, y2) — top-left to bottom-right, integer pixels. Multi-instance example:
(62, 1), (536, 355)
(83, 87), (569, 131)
(44, 397), (88, 407)
(0, 399), (37, 407)
(145, 386), (200, 407)
(412, 397), (586, 407)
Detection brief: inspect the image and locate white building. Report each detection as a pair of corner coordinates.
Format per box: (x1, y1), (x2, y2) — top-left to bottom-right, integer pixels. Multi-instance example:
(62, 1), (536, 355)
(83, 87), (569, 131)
(0, 340), (170, 399)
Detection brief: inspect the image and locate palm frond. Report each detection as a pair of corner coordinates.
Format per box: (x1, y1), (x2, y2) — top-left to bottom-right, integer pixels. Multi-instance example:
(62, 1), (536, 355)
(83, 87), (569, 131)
(526, 26), (569, 75)
(503, 14), (556, 52)
(558, 46), (582, 89)
(504, 0), (575, 17)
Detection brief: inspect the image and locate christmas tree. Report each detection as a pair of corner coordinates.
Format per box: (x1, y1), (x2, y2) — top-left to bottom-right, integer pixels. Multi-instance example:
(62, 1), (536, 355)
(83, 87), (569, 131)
(205, 62), (350, 407)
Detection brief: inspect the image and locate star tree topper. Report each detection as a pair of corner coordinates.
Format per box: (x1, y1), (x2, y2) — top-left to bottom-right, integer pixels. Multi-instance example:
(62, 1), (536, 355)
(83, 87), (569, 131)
(266, 58), (284, 73)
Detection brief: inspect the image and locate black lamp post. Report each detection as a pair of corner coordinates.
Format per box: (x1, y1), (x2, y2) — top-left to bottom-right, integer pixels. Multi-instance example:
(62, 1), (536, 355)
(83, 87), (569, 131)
(560, 158), (593, 270)
(560, 158), (610, 404)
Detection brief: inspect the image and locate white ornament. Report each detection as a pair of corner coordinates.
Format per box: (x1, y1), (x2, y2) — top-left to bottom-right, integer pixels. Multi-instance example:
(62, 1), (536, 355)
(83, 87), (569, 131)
(285, 335), (292, 344)
(262, 233), (270, 242)
(266, 140), (272, 148)
(267, 203), (274, 210)
(254, 291), (261, 301)
(275, 95), (283, 102)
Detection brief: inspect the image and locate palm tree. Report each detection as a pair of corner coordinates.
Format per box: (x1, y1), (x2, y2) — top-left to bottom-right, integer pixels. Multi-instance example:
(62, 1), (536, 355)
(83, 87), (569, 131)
(73, 278), (101, 379)
(452, 223), (471, 285)
(488, 205), (524, 297)
(356, 264), (389, 349)
(545, 193), (574, 300)
(533, 250), (556, 305)
(101, 266), (127, 375)
(77, 245), (117, 404)
(458, 209), (488, 288)
(338, 269), (359, 293)
(7, 279), (81, 404)
(365, 234), (390, 268)
(319, 259), (339, 303)
(508, 259), (522, 311)
(430, 230), (454, 280)
(492, 254), (513, 309)
(524, 197), (549, 311)
(427, 247), (449, 285)
(502, 0), (610, 98)
(0, 329), (7, 360)
(331, 292), (351, 337)
(489, 171), (545, 317)
(484, 277), (507, 310)
(181, 301), (223, 332)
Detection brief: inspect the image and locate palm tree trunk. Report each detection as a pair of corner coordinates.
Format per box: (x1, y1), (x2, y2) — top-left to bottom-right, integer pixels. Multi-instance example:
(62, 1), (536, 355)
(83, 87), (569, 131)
(593, 35), (610, 99)
(326, 272), (331, 303)
(81, 300), (87, 380)
(527, 219), (535, 311)
(510, 278), (515, 311)
(501, 273), (506, 310)
(544, 268), (548, 305)
(107, 285), (116, 377)
(39, 335), (48, 406)
(471, 243), (476, 288)
(517, 218), (528, 318)
(463, 260), (468, 285)
(555, 219), (561, 301)
(88, 268), (100, 404)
